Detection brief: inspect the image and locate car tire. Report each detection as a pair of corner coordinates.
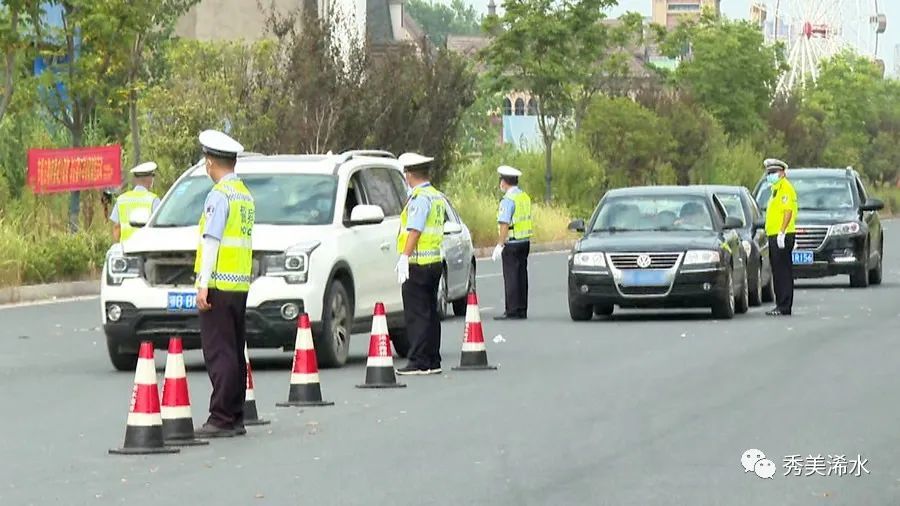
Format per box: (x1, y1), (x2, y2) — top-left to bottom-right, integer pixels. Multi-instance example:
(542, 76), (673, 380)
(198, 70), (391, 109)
(711, 269), (736, 320)
(388, 326), (410, 359)
(316, 280), (352, 368)
(850, 244), (870, 289)
(869, 237), (883, 285)
(735, 264), (750, 315)
(437, 267), (451, 321)
(594, 305), (614, 317)
(748, 261), (763, 307)
(451, 259), (476, 317)
(761, 273), (775, 303)
(107, 335), (138, 372)
(568, 295), (593, 321)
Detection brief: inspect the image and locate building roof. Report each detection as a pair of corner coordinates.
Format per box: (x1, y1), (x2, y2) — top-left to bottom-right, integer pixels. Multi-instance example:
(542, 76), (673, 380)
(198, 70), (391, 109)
(446, 35), (491, 57)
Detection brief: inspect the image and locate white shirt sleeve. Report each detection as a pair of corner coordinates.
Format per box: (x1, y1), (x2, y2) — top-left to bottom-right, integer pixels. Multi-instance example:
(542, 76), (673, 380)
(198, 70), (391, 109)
(197, 236), (221, 289)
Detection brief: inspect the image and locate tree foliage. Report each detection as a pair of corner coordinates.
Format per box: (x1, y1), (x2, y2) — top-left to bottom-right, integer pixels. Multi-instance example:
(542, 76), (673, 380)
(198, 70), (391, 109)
(405, 0), (481, 46)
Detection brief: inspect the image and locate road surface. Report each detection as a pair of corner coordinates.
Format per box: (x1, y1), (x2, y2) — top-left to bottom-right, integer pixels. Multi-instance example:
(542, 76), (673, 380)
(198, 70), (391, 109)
(2, 223), (900, 505)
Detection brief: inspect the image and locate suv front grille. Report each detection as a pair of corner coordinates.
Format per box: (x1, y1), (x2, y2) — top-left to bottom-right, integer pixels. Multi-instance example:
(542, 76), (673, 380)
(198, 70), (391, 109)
(142, 253), (262, 286)
(794, 226), (829, 251)
(609, 252), (681, 270)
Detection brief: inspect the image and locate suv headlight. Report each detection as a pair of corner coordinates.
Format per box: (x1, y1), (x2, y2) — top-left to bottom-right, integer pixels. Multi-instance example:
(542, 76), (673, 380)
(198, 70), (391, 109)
(106, 245), (141, 286)
(573, 252), (606, 268)
(262, 241), (321, 284)
(741, 240), (752, 258)
(684, 250), (720, 265)
(829, 222), (861, 236)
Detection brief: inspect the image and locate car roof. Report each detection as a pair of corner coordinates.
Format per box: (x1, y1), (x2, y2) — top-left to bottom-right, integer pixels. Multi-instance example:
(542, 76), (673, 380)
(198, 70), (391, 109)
(604, 185), (714, 198)
(696, 184), (747, 194)
(784, 168), (857, 178)
(183, 153), (401, 178)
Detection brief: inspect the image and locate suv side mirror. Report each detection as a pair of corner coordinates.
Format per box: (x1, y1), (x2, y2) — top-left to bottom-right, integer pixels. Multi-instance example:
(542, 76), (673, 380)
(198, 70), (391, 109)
(128, 207), (151, 228)
(568, 219), (585, 233)
(443, 221), (463, 235)
(723, 217), (743, 230)
(349, 205), (385, 226)
(860, 198), (884, 212)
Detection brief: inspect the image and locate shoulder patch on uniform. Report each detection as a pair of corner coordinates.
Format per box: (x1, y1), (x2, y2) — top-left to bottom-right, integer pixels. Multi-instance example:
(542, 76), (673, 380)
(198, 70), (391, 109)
(781, 195), (788, 204)
(205, 204), (215, 217)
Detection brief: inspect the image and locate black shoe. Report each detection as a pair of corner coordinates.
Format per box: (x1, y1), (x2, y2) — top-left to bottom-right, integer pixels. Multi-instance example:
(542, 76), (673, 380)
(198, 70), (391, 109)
(494, 314), (526, 321)
(766, 309), (791, 316)
(195, 423), (238, 438)
(395, 365), (429, 376)
(425, 367), (442, 375)
(235, 425), (247, 436)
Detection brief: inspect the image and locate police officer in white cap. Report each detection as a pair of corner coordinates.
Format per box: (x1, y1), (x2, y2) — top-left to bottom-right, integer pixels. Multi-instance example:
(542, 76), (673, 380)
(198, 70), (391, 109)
(395, 152), (446, 375)
(762, 158), (797, 316)
(194, 130), (256, 437)
(110, 162), (160, 243)
(492, 165), (533, 320)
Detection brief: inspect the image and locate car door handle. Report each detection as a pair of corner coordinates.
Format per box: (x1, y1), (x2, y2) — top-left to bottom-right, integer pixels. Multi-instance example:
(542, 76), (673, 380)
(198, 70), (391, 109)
(380, 242), (390, 251)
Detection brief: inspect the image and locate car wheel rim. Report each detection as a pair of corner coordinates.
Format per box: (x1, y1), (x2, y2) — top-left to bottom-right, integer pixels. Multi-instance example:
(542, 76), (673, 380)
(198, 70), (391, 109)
(756, 266), (762, 301)
(331, 292), (348, 353)
(438, 273), (449, 316)
(728, 274), (735, 312)
(744, 269), (749, 302)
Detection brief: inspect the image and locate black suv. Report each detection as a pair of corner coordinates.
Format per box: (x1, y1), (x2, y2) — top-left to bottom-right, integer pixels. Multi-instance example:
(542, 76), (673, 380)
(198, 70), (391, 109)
(753, 168), (885, 288)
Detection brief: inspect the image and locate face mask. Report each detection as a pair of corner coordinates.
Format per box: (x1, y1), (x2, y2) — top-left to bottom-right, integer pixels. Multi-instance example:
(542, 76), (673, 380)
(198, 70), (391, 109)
(766, 173), (779, 185)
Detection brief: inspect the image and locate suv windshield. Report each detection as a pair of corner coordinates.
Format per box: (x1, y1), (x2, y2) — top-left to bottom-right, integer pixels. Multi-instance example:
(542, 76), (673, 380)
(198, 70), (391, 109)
(756, 176), (855, 211)
(592, 195), (714, 232)
(716, 193), (747, 226)
(153, 173), (339, 227)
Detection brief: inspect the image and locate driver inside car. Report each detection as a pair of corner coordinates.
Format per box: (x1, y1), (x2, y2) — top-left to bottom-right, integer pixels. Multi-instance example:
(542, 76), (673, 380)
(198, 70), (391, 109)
(675, 202), (706, 228)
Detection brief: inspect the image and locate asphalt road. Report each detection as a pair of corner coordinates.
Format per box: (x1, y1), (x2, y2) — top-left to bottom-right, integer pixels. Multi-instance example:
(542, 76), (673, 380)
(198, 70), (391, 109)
(3, 224), (900, 506)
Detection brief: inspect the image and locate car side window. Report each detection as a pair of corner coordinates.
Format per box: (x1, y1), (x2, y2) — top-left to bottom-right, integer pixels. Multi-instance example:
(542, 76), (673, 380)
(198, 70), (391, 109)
(855, 177), (868, 204)
(343, 172), (367, 221)
(711, 196), (728, 225)
(444, 198), (461, 224)
(388, 169), (409, 209)
(360, 167), (403, 217)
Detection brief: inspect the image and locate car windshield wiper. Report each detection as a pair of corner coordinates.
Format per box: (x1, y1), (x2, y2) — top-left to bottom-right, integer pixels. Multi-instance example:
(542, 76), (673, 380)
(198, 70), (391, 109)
(591, 227), (632, 233)
(152, 223), (187, 228)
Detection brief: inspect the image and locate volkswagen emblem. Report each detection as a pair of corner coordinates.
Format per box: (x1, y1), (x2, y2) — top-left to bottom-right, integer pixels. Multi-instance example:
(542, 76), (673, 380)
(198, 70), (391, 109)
(636, 254), (652, 269)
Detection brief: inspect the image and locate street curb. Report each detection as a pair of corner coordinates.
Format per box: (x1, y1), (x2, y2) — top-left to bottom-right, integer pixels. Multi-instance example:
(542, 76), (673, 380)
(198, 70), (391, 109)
(0, 240), (578, 306)
(0, 280), (100, 306)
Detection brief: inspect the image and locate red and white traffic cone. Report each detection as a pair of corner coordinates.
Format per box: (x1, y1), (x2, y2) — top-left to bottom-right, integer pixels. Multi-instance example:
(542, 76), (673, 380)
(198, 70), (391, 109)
(356, 303), (406, 389)
(243, 344), (271, 426)
(161, 337), (208, 446)
(453, 291), (497, 371)
(277, 313), (334, 407)
(109, 341), (179, 455)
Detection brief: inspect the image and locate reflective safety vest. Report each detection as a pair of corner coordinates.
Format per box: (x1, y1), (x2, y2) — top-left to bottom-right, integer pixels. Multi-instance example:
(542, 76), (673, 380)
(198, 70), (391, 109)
(117, 188), (158, 242)
(194, 179), (255, 292)
(508, 190), (533, 241)
(397, 185), (446, 265)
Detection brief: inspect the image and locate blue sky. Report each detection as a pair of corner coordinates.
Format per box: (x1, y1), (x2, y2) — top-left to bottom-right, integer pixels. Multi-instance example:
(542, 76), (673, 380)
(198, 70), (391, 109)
(464, 0), (899, 76)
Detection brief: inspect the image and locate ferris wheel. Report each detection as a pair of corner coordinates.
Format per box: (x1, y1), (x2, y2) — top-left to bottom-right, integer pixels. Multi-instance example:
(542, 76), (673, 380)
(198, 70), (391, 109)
(772, 0), (887, 94)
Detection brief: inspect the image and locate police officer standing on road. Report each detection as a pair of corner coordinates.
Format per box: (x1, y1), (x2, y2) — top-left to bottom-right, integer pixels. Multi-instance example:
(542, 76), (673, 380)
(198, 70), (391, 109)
(110, 162), (160, 243)
(492, 165), (533, 320)
(395, 153), (446, 376)
(194, 130), (255, 437)
(764, 158), (798, 317)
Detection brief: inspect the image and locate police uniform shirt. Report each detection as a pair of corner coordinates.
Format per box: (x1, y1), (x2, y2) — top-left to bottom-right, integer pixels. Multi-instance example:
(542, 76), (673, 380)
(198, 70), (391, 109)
(765, 177), (798, 236)
(405, 182), (433, 233)
(108, 185), (161, 224)
(498, 187), (527, 244)
(202, 173), (239, 241)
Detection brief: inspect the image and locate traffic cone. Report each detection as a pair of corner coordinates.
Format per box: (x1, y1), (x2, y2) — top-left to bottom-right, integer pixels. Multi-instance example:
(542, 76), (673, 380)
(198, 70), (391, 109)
(277, 313), (335, 407)
(109, 342), (179, 455)
(452, 291), (497, 371)
(243, 344), (271, 426)
(356, 303), (406, 389)
(161, 337), (208, 446)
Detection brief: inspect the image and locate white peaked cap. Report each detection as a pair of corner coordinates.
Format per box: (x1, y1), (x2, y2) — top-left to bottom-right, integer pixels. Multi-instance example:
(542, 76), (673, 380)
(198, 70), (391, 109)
(130, 161), (157, 176)
(398, 152), (434, 169)
(497, 165), (522, 177)
(199, 130), (244, 159)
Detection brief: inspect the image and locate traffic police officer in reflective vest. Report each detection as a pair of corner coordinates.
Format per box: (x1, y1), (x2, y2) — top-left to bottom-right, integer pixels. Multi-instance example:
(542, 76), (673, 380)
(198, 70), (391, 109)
(395, 152), (446, 376)
(194, 130), (255, 437)
(110, 162), (160, 242)
(764, 158), (797, 316)
(492, 165), (533, 320)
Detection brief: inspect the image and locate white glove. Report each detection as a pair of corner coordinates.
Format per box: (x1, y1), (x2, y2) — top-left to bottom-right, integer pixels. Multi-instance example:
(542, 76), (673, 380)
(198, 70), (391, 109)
(491, 244), (504, 262)
(777, 232), (786, 250)
(395, 254), (410, 284)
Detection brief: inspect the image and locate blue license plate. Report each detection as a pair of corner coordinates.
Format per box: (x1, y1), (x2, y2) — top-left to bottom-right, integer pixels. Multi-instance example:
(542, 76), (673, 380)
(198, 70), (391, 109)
(792, 251), (814, 265)
(167, 292), (197, 312)
(621, 270), (668, 287)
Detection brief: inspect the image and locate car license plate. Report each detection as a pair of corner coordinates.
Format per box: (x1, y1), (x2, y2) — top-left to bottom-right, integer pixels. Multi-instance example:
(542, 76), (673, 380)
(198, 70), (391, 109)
(621, 270), (668, 287)
(792, 251), (814, 265)
(167, 292), (197, 312)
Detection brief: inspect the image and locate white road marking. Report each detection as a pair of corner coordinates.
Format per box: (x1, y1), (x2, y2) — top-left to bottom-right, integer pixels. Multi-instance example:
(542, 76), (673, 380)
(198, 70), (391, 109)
(0, 295), (99, 310)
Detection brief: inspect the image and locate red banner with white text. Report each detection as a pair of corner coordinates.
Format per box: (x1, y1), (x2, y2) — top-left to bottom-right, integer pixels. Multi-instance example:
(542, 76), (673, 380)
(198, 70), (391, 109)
(27, 145), (122, 194)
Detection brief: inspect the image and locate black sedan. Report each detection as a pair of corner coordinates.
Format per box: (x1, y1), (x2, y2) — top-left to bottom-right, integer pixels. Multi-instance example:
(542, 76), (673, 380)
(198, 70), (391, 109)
(567, 186), (749, 320)
(703, 185), (775, 306)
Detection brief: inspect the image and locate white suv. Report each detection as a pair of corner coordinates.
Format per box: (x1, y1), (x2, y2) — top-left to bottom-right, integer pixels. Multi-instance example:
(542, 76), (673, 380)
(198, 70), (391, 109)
(101, 151), (477, 371)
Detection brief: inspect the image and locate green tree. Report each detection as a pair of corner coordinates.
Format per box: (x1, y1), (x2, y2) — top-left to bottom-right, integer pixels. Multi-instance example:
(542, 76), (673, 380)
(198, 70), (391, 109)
(405, 0), (481, 46)
(0, 1), (40, 123)
(482, 0), (615, 202)
(664, 15), (786, 138)
(580, 95), (674, 187)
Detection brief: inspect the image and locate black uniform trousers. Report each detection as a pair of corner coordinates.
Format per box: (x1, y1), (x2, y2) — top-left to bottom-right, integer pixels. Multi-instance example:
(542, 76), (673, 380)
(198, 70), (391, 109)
(402, 263), (443, 370)
(767, 234), (796, 314)
(501, 241), (530, 317)
(200, 289), (248, 428)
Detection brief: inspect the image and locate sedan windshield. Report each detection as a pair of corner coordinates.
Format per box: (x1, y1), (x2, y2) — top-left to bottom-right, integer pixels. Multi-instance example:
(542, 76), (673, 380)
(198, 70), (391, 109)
(592, 195), (715, 232)
(756, 176), (855, 211)
(716, 193), (747, 226)
(153, 173), (339, 227)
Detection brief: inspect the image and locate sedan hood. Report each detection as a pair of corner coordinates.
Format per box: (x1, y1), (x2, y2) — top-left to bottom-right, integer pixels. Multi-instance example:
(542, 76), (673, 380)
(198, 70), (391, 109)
(796, 209), (858, 226)
(576, 231), (723, 253)
(122, 225), (324, 254)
